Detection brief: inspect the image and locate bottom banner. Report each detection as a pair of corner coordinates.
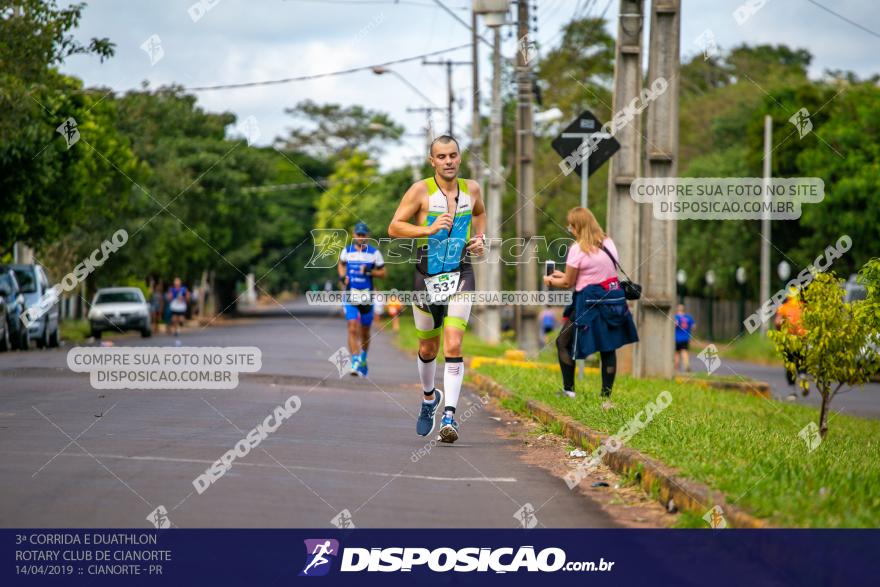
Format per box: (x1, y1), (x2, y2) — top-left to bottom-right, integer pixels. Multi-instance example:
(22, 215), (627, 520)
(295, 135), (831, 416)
(4, 529), (875, 586)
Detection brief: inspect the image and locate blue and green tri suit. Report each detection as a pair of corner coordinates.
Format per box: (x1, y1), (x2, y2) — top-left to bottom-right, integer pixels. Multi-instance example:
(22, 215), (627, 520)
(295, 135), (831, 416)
(412, 177), (475, 338)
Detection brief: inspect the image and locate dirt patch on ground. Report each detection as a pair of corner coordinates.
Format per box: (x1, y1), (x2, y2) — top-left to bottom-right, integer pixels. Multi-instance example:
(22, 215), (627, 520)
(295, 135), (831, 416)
(482, 396), (677, 529)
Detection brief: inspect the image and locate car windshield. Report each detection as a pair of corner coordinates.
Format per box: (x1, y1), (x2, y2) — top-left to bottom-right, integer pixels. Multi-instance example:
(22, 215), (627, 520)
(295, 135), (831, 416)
(0, 274), (14, 292)
(12, 268), (36, 293)
(95, 291), (143, 304)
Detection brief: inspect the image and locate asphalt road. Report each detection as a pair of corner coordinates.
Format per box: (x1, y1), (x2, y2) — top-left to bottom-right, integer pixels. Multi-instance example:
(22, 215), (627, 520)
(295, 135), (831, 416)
(0, 309), (617, 529)
(688, 353), (880, 420)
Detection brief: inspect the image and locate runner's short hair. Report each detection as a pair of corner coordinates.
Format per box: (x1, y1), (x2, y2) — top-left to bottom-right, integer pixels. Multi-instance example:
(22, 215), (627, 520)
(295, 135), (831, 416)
(429, 134), (460, 155)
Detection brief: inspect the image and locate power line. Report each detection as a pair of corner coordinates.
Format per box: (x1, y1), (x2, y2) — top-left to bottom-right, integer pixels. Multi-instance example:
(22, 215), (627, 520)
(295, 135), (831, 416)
(285, 0), (467, 8)
(183, 43), (472, 92)
(429, 0), (492, 48)
(804, 0), (880, 40)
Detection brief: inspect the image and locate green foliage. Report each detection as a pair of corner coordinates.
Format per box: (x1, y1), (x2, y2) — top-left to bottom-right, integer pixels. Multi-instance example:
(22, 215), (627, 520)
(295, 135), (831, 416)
(537, 17), (614, 120)
(1, 1), (127, 252)
(281, 99), (403, 159)
(769, 265), (880, 437)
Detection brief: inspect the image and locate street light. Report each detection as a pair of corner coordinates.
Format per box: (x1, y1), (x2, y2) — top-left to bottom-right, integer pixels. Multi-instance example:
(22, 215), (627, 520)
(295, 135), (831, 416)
(370, 66), (436, 109)
(676, 269), (687, 304)
(473, 0), (511, 26)
(705, 270), (716, 341)
(778, 260), (791, 283)
(736, 266), (747, 335)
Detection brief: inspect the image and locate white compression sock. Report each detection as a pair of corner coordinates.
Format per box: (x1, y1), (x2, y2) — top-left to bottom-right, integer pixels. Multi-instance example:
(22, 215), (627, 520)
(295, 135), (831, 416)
(443, 357), (464, 413)
(418, 353), (436, 400)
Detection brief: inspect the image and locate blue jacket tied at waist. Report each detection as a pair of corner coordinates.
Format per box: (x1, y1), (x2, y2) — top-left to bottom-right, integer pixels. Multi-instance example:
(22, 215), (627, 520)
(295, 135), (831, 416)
(571, 284), (639, 359)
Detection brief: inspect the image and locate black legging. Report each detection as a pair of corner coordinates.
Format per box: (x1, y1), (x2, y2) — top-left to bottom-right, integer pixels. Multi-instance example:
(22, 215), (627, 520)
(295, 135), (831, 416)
(556, 320), (617, 396)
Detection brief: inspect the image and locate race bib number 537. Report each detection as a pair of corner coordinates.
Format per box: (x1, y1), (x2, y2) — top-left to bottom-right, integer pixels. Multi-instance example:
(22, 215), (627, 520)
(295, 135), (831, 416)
(424, 271), (461, 303)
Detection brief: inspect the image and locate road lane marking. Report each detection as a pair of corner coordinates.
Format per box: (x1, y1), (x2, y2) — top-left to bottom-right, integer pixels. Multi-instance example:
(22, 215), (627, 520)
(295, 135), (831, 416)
(3, 450), (517, 483)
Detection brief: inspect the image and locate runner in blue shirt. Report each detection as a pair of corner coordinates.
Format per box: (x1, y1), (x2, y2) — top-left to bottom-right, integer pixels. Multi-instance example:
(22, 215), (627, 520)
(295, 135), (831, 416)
(338, 222), (385, 377)
(674, 304), (696, 372)
(167, 277), (190, 340)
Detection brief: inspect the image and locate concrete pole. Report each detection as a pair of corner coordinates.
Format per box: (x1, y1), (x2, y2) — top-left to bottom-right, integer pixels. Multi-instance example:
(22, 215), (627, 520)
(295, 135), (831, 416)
(471, 9), (487, 339)
(515, 0), (539, 354)
(483, 26), (504, 344)
(605, 0), (644, 375)
(638, 0), (680, 378)
(760, 115), (772, 334)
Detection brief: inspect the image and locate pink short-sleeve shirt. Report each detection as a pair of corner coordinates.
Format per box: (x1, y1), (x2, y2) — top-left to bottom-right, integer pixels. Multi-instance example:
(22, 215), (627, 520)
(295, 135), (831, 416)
(566, 237), (619, 290)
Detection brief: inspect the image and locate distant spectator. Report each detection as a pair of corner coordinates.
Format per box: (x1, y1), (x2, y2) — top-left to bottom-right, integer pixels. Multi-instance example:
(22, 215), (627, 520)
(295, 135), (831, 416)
(674, 304), (696, 372)
(540, 306), (557, 345)
(775, 290), (807, 398)
(387, 294), (403, 332)
(149, 283), (163, 334)
(167, 277), (190, 338)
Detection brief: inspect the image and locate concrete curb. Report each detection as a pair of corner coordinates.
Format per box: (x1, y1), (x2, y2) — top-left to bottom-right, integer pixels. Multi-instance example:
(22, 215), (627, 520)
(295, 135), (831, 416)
(674, 375), (772, 398)
(469, 371), (769, 529)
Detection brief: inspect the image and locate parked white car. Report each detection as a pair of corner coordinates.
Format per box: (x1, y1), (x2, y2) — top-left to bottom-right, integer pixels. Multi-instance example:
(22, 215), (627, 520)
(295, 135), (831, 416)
(88, 287), (151, 338)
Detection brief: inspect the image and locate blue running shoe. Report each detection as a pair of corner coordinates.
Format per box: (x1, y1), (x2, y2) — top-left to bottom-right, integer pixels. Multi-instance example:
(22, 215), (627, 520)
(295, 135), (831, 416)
(416, 389), (443, 436)
(438, 412), (460, 444)
(350, 355), (361, 377)
(357, 359), (368, 377)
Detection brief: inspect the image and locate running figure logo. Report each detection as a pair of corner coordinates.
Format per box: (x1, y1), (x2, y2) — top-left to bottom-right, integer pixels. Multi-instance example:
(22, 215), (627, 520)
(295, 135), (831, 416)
(56, 117), (80, 149)
(789, 107), (813, 139)
(697, 344), (721, 374)
(300, 539), (340, 577)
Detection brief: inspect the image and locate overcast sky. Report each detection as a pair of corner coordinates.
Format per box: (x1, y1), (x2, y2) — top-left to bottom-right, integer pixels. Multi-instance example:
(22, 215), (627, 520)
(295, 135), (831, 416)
(60, 0), (880, 169)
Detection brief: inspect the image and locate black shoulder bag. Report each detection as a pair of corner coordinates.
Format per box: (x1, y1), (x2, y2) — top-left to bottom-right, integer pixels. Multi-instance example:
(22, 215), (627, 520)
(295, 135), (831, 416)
(600, 245), (642, 301)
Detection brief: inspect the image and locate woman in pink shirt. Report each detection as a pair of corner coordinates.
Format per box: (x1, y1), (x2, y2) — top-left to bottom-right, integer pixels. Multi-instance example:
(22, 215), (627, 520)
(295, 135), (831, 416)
(543, 207), (638, 405)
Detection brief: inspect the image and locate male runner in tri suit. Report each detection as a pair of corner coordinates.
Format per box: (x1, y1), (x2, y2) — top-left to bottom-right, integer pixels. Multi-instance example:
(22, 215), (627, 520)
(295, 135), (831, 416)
(388, 135), (486, 443)
(338, 222), (385, 377)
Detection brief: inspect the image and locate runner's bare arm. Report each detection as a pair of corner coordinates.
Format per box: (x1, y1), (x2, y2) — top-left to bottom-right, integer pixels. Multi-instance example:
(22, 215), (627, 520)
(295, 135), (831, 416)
(337, 258), (348, 286)
(466, 180), (487, 255)
(388, 182), (451, 238)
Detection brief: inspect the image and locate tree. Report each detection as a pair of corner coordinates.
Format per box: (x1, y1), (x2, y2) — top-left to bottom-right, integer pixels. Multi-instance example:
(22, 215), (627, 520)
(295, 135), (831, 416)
(537, 17), (614, 120)
(111, 86), (274, 309)
(0, 0), (122, 251)
(279, 100), (403, 158)
(769, 262), (880, 438)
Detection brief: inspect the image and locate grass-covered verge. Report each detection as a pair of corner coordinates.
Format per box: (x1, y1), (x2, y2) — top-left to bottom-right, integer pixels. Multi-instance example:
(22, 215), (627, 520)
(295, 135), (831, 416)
(394, 319), (518, 360)
(61, 319), (133, 344)
(393, 319), (593, 365)
(472, 363), (880, 528)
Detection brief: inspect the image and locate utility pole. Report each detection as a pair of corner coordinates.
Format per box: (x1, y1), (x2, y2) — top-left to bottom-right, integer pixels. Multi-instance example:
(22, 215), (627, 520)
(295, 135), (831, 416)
(422, 59), (470, 135)
(407, 106), (440, 154)
(638, 0), (680, 378)
(760, 114), (772, 333)
(483, 25), (504, 343)
(471, 9), (487, 338)
(470, 9), (484, 192)
(473, 0), (509, 344)
(515, 0), (538, 354)
(605, 0), (644, 375)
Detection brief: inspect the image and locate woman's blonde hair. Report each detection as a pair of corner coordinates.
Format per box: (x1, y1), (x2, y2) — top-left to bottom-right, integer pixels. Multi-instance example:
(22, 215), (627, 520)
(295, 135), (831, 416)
(567, 207), (606, 253)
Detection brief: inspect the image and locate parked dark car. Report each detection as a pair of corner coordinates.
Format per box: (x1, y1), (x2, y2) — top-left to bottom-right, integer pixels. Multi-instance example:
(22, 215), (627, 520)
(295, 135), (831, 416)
(0, 293), (8, 351)
(0, 268), (30, 350)
(9, 264), (60, 348)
